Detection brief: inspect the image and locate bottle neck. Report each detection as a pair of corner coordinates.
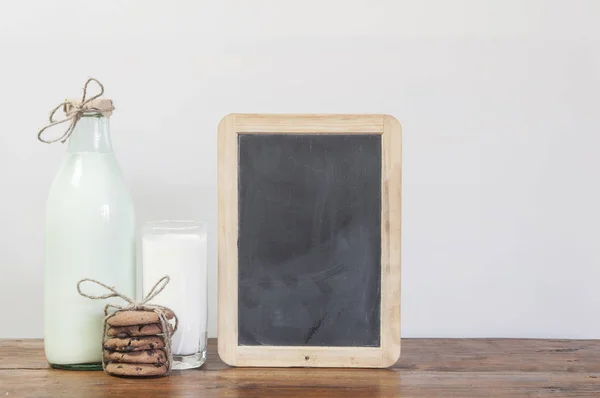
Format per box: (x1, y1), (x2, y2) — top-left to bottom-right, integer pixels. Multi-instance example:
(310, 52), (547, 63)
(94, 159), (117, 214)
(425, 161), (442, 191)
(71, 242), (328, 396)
(67, 115), (113, 153)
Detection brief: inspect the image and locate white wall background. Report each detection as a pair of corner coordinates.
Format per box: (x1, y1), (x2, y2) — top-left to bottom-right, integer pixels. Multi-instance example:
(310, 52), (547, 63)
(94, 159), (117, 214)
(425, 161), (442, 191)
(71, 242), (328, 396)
(1, 0), (599, 339)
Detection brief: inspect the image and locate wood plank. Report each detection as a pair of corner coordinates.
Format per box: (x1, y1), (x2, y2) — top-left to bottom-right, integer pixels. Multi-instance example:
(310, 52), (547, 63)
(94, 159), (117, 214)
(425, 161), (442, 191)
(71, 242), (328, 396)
(0, 339), (48, 369)
(3, 339), (600, 397)
(217, 113), (239, 366)
(395, 338), (600, 373)
(380, 114), (402, 367)
(3, 339), (600, 373)
(1, 369), (599, 397)
(233, 114), (385, 133)
(235, 345), (383, 368)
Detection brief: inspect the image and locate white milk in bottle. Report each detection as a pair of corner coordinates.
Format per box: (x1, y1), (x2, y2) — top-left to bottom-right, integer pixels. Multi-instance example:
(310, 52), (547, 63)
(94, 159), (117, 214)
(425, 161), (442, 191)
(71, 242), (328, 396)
(42, 90), (135, 369)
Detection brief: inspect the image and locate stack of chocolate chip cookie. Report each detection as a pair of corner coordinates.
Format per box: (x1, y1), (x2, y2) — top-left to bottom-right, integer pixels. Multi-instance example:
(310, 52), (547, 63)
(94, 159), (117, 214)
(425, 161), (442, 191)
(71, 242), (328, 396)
(102, 309), (175, 377)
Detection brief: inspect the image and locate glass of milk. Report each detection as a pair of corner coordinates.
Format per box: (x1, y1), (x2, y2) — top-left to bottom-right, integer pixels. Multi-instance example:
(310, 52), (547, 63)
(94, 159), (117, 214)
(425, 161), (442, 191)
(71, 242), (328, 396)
(142, 221), (208, 369)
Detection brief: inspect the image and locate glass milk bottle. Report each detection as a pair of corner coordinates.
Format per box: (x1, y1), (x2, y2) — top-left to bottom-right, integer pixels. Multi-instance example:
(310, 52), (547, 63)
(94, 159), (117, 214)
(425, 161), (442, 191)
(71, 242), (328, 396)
(43, 98), (135, 369)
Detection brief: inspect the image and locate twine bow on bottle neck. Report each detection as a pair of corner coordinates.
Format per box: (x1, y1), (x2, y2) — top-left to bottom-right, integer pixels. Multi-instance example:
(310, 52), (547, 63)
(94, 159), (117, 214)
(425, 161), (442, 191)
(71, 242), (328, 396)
(38, 77), (114, 144)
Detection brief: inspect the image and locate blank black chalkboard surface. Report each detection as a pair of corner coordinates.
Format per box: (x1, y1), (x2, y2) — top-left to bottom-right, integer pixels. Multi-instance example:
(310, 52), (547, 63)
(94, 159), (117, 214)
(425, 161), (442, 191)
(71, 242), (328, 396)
(217, 114), (401, 368)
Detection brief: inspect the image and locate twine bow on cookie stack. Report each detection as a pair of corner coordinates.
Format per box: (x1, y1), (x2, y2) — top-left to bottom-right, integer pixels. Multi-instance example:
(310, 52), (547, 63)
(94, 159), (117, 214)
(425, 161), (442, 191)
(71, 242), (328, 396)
(38, 77), (114, 144)
(77, 276), (178, 377)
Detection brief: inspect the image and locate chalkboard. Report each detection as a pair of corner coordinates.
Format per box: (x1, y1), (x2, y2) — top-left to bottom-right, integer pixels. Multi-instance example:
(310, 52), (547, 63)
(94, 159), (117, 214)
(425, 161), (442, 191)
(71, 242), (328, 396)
(238, 134), (381, 347)
(218, 114), (401, 368)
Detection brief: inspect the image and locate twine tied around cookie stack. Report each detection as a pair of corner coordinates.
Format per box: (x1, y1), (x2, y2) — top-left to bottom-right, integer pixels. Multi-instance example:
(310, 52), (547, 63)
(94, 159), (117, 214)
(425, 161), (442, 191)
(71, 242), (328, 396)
(77, 276), (178, 377)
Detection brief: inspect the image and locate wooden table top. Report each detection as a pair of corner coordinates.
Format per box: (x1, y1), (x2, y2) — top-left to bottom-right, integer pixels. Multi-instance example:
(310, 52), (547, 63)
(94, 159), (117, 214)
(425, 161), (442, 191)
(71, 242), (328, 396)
(1, 338), (599, 397)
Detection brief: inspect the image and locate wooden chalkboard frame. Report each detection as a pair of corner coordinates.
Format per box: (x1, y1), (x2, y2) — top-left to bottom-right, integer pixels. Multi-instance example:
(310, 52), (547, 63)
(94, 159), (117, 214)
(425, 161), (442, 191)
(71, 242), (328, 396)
(217, 114), (402, 368)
